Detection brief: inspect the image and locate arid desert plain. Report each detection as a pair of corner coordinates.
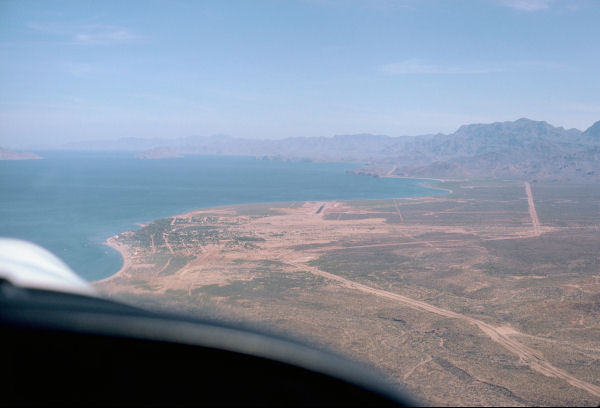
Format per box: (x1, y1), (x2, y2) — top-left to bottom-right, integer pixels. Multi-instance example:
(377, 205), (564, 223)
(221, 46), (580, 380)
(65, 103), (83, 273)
(96, 180), (600, 406)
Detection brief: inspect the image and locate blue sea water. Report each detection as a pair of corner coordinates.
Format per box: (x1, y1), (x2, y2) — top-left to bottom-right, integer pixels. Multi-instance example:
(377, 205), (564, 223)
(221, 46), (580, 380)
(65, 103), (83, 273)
(0, 151), (443, 281)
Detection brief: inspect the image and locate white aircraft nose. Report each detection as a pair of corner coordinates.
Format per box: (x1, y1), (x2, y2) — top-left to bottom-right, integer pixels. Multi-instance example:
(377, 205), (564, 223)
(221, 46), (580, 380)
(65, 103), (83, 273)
(0, 238), (94, 296)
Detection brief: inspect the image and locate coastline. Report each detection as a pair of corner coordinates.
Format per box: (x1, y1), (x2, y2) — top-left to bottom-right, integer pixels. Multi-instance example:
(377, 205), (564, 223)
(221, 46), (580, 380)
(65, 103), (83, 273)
(93, 178), (452, 285)
(417, 179), (454, 195)
(382, 174), (458, 195)
(94, 236), (132, 284)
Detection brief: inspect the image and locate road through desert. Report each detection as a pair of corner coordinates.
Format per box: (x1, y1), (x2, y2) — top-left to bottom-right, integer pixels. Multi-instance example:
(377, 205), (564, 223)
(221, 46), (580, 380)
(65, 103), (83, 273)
(287, 260), (600, 399)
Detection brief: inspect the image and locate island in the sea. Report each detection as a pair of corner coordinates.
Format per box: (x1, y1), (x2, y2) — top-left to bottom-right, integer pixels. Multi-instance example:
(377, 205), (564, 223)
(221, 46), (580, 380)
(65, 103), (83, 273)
(0, 147), (42, 160)
(96, 179), (600, 406)
(135, 146), (181, 159)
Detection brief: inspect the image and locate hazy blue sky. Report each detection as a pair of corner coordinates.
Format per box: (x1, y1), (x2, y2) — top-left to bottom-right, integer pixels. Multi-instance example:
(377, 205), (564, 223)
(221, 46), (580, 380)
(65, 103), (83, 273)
(1, 0), (599, 147)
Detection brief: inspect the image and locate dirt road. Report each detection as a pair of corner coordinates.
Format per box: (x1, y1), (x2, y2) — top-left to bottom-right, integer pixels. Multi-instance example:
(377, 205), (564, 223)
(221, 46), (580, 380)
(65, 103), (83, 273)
(392, 199), (405, 222)
(163, 231), (175, 254)
(150, 234), (156, 254)
(525, 182), (542, 237)
(289, 260), (600, 399)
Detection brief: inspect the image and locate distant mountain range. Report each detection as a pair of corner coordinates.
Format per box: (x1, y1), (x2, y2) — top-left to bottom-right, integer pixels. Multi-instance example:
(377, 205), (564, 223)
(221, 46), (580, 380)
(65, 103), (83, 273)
(57, 118), (600, 181)
(60, 133), (399, 161)
(375, 118), (600, 181)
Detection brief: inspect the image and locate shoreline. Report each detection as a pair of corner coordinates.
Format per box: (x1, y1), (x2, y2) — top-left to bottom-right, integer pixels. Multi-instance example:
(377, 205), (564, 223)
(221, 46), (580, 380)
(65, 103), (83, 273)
(418, 180), (454, 195)
(93, 178), (452, 285)
(94, 236), (132, 284)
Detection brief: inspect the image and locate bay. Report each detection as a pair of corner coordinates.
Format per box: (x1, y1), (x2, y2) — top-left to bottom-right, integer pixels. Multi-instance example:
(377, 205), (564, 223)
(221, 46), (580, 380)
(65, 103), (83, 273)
(0, 151), (443, 281)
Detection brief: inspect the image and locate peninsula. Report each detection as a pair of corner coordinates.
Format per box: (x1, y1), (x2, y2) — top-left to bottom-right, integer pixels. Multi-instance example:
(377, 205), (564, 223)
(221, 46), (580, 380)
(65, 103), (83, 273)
(96, 179), (600, 406)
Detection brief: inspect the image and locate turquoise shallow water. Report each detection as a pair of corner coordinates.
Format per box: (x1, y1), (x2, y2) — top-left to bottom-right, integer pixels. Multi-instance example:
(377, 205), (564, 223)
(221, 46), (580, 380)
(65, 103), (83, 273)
(0, 152), (443, 281)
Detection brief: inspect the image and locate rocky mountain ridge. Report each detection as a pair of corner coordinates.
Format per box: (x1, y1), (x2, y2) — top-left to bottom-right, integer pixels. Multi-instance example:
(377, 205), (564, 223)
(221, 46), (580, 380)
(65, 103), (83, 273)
(54, 118), (600, 181)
